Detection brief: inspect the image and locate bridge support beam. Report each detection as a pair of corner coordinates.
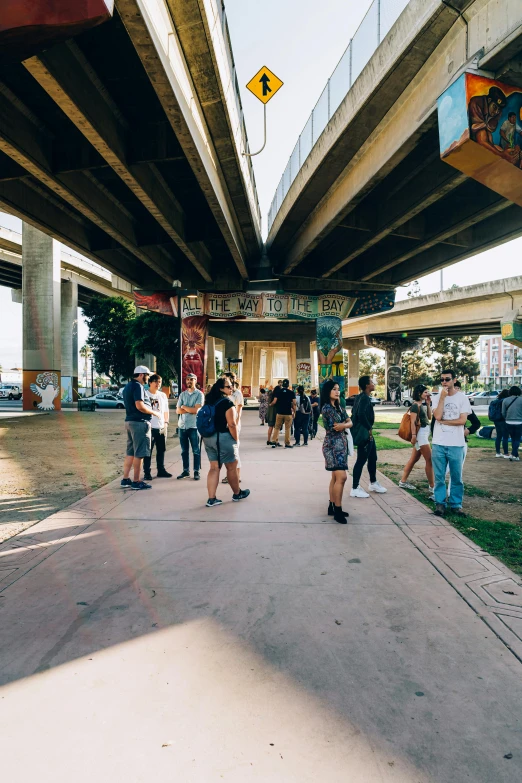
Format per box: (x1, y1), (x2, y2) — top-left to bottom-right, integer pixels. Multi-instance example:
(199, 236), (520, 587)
(22, 223), (62, 411)
(343, 339), (364, 396)
(61, 279), (78, 404)
(206, 336), (217, 387)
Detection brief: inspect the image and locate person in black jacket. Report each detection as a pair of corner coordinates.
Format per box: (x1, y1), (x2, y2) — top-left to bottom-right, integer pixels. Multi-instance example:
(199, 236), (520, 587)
(350, 375), (387, 498)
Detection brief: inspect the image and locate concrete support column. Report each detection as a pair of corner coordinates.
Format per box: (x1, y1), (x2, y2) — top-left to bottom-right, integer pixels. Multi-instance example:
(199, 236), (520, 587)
(252, 346), (261, 396)
(264, 349), (274, 387)
(61, 279), (78, 404)
(224, 337), (240, 372)
(206, 336), (217, 387)
(344, 339), (364, 396)
(289, 343), (297, 385)
(242, 342), (254, 395)
(295, 336), (312, 389)
(22, 223), (62, 411)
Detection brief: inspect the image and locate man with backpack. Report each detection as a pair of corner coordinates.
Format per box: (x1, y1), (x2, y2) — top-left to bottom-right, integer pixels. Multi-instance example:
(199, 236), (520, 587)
(198, 377), (250, 507)
(502, 386), (522, 461)
(350, 375), (387, 498)
(270, 378), (296, 448)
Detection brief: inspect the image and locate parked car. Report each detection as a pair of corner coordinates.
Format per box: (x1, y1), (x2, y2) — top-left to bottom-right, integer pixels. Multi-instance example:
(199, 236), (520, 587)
(470, 390), (501, 406)
(345, 394), (382, 406)
(0, 384), (22, 400)
(86, 392), (125, 409)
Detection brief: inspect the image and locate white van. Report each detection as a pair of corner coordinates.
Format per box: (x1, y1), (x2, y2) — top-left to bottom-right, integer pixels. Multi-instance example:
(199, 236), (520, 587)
(0, 384), (22, 400)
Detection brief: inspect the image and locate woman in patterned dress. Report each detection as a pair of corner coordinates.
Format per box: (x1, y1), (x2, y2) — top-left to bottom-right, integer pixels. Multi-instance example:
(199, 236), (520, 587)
(258, 388), (268, 426)
(320, 379), (352, 524)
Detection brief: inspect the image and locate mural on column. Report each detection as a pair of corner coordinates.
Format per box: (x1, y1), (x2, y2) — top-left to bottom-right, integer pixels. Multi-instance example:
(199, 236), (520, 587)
(316, 316), (345, 404)
(25, 371), (61, 410)
(181, 316), (208, 390)
(296, 361), (312, 389)
(438, 73), (522, 205)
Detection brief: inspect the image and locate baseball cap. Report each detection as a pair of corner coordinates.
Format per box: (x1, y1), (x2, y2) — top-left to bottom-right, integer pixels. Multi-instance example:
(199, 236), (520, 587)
(185, 373), (197, 380)
(134, 365), (151, 374)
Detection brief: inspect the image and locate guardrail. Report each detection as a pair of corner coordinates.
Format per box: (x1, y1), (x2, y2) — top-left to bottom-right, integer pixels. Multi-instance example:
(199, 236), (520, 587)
(267, 0), (410, 233)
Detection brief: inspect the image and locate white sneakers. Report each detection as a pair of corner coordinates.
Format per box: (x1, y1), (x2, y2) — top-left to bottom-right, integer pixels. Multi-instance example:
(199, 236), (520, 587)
(350, 486), (370, 498)
(351, 482), (388, 498)
(399, 480), (415, 489)
(368, 481), (387, 494)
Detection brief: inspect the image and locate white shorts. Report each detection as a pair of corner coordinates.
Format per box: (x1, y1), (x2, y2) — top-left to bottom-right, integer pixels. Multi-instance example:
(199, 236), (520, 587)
(415, 425), (430, 450)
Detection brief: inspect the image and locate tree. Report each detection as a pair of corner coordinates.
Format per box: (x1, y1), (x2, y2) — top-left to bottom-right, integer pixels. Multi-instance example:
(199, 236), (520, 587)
(79, 344), (92, 389)
(406, 280), (421, 298)
(359, 350), (385, 385)
(401, 349), (433, 389)
(82, 296), (135, 384)
(126, 310), (180, 385)
(94, 376), (104, 388)
(423, 336), (479, 386)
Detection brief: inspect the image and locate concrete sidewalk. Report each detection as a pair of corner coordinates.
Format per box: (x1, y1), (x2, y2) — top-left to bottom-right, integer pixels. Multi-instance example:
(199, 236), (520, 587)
(1, 412), (521, 782)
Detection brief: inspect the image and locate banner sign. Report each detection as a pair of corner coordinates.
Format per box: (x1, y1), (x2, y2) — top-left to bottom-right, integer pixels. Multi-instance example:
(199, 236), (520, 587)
(296, 361), (312, 389)
(179, 292), (356, 320)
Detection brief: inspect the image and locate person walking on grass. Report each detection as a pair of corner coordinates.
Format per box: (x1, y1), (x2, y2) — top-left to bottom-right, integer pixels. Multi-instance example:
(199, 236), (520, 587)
(176, 373), (204, 481)
(350, 375), (387, 498)
(270, 378), (296, 449)
(399, 384), (434, 495)
(121, 365), (161, 491)
(502, 385), (522, 461)
(432, 369), (472, 517)
(143, 374), (171, 480)
(321, 379), (352, 523)
(294, 385), (311, 446)
(489, 388), (510, 458)
(201, 377), (250, 507)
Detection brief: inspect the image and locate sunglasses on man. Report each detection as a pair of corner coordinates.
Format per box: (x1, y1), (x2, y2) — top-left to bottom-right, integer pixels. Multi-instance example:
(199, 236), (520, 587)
(440, 377), (453, 382)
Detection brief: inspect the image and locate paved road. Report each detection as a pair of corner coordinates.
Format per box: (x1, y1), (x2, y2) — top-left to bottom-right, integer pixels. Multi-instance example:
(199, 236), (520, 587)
(0, 414), (520, 782)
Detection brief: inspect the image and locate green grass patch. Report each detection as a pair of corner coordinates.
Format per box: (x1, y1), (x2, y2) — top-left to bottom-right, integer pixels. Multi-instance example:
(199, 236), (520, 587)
(373, 421), (402, 430)
(380, 467), (522, 576)
(373, 434), (411, 450)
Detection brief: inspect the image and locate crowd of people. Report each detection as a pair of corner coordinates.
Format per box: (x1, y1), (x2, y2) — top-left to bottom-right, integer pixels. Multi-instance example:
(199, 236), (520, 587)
(120, 364), (520, 519)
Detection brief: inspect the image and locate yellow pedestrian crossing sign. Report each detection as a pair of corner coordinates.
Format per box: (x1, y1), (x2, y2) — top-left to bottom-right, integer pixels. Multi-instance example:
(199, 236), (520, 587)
(246, 66), (283, 104)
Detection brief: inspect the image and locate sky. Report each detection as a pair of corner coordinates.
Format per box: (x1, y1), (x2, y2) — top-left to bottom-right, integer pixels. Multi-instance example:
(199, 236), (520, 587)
(1, 0), (521, 370)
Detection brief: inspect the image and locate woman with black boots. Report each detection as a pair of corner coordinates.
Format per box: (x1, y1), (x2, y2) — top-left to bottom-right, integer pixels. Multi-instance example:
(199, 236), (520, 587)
(320, 379), (352, 524)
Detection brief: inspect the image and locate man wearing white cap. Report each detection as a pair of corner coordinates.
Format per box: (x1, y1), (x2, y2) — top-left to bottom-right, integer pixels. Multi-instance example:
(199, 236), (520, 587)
(121, 365), (160, 490)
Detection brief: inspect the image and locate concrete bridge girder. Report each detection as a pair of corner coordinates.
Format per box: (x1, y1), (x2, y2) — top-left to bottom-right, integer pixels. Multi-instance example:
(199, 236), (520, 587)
(267, 0), (522, 288)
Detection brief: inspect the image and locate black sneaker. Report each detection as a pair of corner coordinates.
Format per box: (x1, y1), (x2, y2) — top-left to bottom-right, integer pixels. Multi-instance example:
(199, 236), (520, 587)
(194, 471), (201, 481)
(143, 474), (153, 481)
(157, 470), (172, 478)
(177, 470), (190, 480)
(294, 442), (300, 447)
(131, 481), (152, 490)
(121, 478), (132, 488)
(232, 489), (251, 502)
(285, 444), (293, 449)
(434, 503), (446, 517)
(451, 508), (467, 517)
(206, 497), (223, 507)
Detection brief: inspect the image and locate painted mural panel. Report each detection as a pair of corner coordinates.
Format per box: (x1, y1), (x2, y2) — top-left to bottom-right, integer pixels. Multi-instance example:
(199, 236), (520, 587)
(181, 316), (208, 390)
(438, 73), (522, 205)
(316, 316), (345, 404)
(296, 361), (312, 389)
(23, 370), (61, 411)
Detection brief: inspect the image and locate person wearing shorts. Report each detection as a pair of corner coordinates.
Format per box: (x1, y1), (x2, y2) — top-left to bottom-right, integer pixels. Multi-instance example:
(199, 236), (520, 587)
(202, 377), (250, 507)
(121, 365), (161, 490)
(399, 384), (434, 496)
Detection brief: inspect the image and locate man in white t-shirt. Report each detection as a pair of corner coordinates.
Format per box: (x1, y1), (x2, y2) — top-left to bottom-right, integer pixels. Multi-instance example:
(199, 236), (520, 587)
(431, 369), (471, 517)
(143, 374), (171, 480)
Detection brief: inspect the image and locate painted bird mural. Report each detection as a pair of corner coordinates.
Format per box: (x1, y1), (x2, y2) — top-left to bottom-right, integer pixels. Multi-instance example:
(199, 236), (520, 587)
(30, 372), (60, 410)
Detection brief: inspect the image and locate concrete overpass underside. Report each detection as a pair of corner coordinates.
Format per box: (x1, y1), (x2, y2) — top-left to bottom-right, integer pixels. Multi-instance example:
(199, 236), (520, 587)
(0, 0), (261, 292)
(267, 0), (522, 292)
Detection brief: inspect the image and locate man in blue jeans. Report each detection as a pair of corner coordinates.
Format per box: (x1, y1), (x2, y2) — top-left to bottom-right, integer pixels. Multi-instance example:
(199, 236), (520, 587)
(432, 369), (472, 517)
(176, 373), (204, 480)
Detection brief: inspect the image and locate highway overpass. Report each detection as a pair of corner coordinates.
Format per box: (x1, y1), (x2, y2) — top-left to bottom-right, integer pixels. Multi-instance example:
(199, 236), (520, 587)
(0, 0), (262, 291)
(341, 276), (522, 394)
(266, 0), (522, 291)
